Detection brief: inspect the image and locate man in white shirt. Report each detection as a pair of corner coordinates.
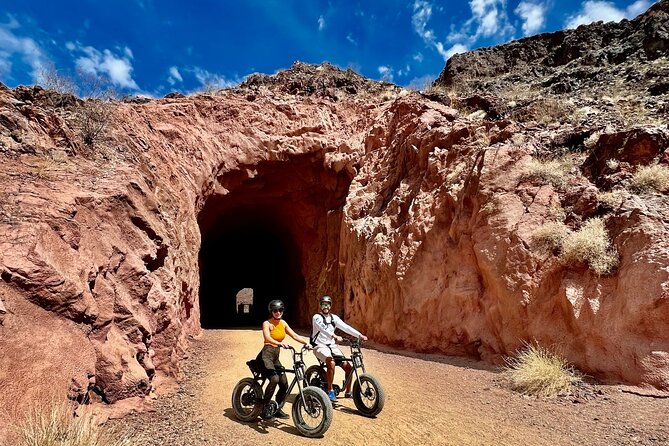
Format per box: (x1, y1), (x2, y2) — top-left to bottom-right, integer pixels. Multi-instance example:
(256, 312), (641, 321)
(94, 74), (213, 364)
(311, 295), (368, 401)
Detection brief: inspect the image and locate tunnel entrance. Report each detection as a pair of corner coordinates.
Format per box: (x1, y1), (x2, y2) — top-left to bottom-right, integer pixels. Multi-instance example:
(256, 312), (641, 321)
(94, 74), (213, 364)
(197, 153), (353, 329)
(198, 204), (304, 328)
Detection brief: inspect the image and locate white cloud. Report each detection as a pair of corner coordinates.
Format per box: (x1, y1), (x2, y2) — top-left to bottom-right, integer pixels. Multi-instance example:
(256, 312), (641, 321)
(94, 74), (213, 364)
(167, 66), (182, 85)
(515, 1), (549, 35)
(377, 65), (394, 82)
(445, 43), (469, 58)
(565, 0), (651, 29)
(70, 43), (139, 90)
(192, 67), (240, 89)
(466, 0), (515, 38)
(413, 52), (424, 63)
(318, 15), (325, 31)
(346, 33), (357, 45)
(412, 0), (452, 61)
(0, 16), (47, 80)
(626, 0), (652, 16)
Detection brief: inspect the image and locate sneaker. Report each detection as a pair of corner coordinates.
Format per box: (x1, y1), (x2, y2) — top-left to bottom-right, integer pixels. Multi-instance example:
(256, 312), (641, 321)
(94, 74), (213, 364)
(327, 390), (337, 402)
(344, 392), (352, 398)
(275, 408), (290, 419)
(261, 404), (274, 420)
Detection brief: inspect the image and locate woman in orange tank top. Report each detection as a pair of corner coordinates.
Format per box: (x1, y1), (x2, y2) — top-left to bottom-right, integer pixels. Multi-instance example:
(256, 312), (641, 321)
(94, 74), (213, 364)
(256, 299), (310, 420)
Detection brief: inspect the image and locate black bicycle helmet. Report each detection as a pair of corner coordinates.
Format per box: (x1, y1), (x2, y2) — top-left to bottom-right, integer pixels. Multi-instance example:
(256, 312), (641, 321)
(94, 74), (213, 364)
(268, 299), (285, 312)
(319, 295), (332, 305)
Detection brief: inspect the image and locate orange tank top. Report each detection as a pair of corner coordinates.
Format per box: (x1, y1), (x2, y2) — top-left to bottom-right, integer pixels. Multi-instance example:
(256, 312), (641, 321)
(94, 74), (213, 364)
(265, 319), (286, 347)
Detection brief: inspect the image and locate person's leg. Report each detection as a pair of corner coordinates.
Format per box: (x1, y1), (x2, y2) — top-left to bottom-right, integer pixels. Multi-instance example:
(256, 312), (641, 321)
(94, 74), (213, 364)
(275, 371), (288, 404)
(325, 357), (336, 391)
(341, 362), (353, 395)
(260, 346), (280, 419)
(274, 372), (290, 419)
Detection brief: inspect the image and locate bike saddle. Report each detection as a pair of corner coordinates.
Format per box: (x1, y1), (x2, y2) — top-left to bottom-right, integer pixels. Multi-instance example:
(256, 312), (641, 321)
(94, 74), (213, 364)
(246, 359), (263, 375)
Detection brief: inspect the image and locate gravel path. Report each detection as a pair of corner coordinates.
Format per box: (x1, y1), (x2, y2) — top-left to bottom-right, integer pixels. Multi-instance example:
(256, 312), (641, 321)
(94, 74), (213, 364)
(110, 329), (669, 446)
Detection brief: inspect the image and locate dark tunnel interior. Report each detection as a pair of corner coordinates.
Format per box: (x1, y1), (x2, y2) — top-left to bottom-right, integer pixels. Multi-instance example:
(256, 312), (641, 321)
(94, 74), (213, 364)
(198, 204), (305, 328)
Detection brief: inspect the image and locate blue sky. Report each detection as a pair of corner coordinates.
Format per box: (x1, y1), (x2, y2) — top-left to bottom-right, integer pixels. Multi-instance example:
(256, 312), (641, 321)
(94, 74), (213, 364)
(0, 0), (656, 96)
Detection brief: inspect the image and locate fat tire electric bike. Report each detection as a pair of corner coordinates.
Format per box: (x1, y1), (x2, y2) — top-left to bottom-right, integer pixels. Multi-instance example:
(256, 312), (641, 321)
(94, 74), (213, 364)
(231, 345), (333, 437)
(305, 338), (385, 417)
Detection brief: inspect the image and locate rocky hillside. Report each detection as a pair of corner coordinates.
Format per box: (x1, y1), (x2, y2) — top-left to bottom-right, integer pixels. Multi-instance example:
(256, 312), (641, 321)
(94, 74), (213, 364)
(434, 0), (668, 129)
(1, 1), (668, 439)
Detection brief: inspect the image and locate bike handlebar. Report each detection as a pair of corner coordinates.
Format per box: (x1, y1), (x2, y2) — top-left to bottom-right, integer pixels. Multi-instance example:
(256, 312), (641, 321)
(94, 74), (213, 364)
(280, 344), (312, 353)
(338, 337), (364, 347)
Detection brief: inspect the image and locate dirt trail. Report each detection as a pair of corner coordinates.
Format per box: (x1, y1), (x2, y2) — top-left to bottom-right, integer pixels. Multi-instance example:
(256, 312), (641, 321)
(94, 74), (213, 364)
(116, 329), (668, 446)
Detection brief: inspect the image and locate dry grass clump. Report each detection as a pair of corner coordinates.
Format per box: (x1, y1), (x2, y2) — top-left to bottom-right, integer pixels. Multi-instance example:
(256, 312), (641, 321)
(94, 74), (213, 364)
(15, 400), (134, 446)
(520, 158), (572, 188)
(531, 222), (570, 250)
(504, 343), (581, 398)
(598, 189), (627, 209)
(630, 164), (669, 193)
(560, 218), (618, 275)
(510, 97), (577, 126)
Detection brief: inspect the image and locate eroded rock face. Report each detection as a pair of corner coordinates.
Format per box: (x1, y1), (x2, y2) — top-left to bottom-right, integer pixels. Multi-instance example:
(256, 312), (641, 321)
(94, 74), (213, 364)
(1, 3), (668, 434)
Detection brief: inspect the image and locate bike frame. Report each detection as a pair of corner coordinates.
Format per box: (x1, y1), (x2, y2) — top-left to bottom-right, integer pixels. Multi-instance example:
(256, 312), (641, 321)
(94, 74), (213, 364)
(251, 345), (310, 411)
(329, 339), (366, 393)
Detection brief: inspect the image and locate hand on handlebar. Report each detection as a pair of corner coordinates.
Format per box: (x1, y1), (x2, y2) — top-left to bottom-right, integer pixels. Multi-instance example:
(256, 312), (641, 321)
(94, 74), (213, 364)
(279, 342), (291, 349)
(335, 335), (343, 343)
(360, 335), (368, 342)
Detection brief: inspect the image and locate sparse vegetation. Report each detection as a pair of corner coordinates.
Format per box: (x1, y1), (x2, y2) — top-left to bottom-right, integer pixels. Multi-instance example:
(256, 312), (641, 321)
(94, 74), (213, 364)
(532, 217), (618, 275)
(504, 342), (582, 398)
(37, 67), (118, 149)
(560, 218), (618, 275)
(77, 98), (116, 148)
(598, 189), (627, 209)
(510, 97), (577, 126)
(14, 400), (134, 446)
(531, 222), (570, 250)
(520, 157), (572, 188)
(630, 164), (669, 193)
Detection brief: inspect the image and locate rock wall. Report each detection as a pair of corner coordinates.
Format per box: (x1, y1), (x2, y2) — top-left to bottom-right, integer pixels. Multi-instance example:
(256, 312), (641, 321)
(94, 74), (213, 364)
(1, 6), (669, 435)
(340, 96), (669, 389)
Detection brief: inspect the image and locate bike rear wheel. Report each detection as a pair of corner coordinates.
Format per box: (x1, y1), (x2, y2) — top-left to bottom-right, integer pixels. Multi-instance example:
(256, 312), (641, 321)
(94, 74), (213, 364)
(231, 377), (263, 422)
(291, 386), (332, 437)
(304, 365), (327, 390)
(352, 373), (385, 417)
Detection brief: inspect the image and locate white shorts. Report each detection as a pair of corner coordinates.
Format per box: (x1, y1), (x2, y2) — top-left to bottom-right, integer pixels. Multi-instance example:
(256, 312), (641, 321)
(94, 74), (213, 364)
(313, 344), (344, 363)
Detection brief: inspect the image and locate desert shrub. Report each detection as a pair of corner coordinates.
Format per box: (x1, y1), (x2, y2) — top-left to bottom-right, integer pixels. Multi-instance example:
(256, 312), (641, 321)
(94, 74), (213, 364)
(531, 222), (570, 250)
(510, 97), (576, 126)
(630, 164), (669, 193)
(77, 98), (115, 147)
(560, 218), (617, 275)
(15, 400), (134, 446)
(520, 158), (572, 188)
(597, 189), (626, 209)
(504, 343), (581, 398)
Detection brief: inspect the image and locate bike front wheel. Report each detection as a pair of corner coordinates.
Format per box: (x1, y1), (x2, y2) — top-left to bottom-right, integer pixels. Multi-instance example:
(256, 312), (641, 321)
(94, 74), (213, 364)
(291, 386), (333, 437)
(352, 373), (385, 417)
(231, 377), (263, 422)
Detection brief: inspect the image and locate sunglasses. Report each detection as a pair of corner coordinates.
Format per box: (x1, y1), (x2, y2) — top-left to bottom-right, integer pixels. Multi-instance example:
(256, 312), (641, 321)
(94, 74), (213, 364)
(272, 308), (284, 313)
(320, 303), (331, 308)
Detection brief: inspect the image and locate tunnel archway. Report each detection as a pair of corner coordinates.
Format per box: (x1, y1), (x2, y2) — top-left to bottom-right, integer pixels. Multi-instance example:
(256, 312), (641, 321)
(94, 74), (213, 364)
(198, 204), (304, 328)
(197, 153), (353, 329)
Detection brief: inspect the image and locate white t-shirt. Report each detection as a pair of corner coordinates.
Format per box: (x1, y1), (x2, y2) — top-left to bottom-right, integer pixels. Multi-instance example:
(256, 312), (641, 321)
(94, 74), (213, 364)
(311, 313), (361, 346)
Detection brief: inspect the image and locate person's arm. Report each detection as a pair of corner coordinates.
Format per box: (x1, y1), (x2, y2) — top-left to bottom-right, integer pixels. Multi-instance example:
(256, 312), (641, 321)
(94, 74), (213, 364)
(284, 322), (310, 346)
(263, 321), (288, 348)
(332, 315), (367, 340)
